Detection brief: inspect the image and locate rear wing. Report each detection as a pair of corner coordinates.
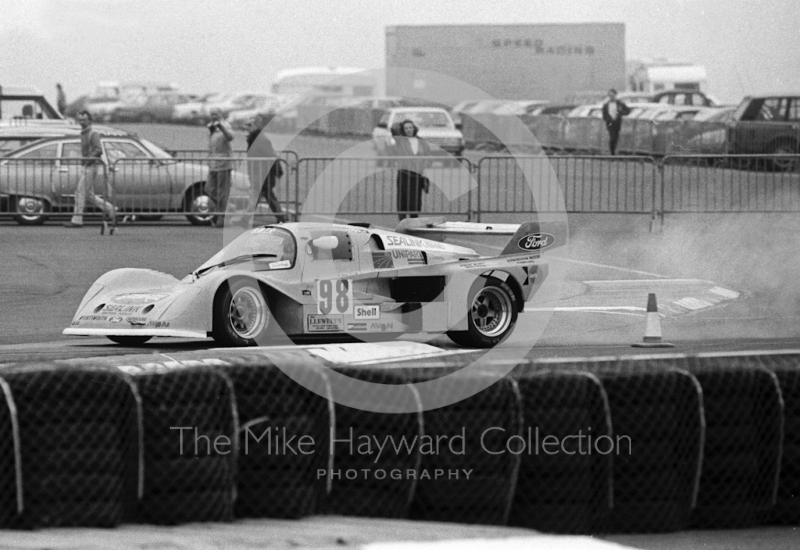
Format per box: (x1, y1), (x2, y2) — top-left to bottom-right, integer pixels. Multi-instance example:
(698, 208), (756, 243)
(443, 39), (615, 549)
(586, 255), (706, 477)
(396, 218), (568, 255)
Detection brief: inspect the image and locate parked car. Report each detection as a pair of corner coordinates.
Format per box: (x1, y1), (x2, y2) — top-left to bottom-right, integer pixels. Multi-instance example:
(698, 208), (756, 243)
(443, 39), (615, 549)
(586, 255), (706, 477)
(727, 94), (800, 170)
(228, 95), (283, 130)
(172, 93), (229, 125)
(651, 90), (718, 107)
(527, 104), (578, 116)
(114, 92), (192, 123)
(684, 107), (737, 155)
(0, 123), (129, 156)
(0, 134), (249, 225)
(373, 107), (465, 157)
(492, 100), (550, 116)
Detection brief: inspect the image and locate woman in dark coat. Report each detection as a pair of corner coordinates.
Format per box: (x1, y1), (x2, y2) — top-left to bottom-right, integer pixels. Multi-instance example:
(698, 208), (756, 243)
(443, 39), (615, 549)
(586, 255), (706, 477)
(246, 119), (286, 222)
(391, 119), (431, 220)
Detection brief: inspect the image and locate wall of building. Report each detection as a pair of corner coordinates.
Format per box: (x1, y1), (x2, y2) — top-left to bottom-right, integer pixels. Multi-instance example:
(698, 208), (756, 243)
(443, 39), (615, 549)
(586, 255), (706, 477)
(386, 24), (626, 103)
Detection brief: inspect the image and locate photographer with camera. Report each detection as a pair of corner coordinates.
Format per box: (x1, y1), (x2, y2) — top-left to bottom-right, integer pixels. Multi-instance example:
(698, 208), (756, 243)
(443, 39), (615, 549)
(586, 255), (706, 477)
(206, 107), (235, 227)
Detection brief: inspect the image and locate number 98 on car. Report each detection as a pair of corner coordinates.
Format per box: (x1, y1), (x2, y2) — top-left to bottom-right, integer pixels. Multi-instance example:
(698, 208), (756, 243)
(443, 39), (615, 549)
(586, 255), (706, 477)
(316, 278), (354, 315)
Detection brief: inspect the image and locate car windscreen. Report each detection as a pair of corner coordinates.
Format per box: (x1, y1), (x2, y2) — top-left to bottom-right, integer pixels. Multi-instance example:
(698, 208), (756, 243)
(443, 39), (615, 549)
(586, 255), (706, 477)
(397, 111), (453, 128)
(195, 227), (297, 272)
(138, 138), (175, 159)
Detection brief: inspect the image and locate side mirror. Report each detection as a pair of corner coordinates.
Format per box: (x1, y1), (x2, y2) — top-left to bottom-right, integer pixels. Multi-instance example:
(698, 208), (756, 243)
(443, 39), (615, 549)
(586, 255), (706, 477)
(311, 236), (339, 250)
(454, 122), (463, 131)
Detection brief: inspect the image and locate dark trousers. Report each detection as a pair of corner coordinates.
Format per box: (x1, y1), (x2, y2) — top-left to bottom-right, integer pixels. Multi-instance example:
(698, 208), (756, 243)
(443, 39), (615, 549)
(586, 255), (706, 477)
(607, 122), (622, 156)
(259, 174), (285, 220)
(397, 170), (424, 220)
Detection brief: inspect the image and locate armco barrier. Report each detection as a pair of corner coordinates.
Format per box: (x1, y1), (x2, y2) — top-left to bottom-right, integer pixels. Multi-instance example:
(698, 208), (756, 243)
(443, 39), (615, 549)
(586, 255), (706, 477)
(324, 367), (422, 518)
(764, 355), (800, 524)
(509, 371), (612, 533)
(0, 368), (139, 528)
(1, 350), (799, 534)
(134, 369), (237, 524)
(222, 355), (331, 519)
(685, 357), (783, 528)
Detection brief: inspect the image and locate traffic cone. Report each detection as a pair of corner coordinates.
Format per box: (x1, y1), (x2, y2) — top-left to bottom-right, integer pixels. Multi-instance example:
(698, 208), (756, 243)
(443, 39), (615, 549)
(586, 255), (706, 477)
(632, 293), (674, 348)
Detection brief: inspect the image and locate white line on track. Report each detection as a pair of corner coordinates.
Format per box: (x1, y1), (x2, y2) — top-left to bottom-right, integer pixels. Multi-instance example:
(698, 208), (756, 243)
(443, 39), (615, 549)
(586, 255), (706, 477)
(551, 257), (673, 279)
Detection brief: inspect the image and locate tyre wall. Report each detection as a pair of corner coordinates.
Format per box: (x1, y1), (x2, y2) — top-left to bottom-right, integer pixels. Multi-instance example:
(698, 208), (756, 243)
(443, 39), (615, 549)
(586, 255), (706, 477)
(0, 351), (797, 534)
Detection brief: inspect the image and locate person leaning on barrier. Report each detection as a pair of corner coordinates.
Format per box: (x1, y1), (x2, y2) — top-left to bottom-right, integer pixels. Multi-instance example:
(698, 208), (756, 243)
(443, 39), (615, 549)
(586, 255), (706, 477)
(206, 107), (235, 227)
(245, 118), (287, 223)
(390, 119), (431, 221)
(63, 110), (117, 228)
(602, 88), (631, 156)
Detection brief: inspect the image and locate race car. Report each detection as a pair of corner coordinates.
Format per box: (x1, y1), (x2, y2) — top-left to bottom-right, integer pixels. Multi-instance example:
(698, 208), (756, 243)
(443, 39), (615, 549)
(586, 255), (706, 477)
(62, 218), (566, 348)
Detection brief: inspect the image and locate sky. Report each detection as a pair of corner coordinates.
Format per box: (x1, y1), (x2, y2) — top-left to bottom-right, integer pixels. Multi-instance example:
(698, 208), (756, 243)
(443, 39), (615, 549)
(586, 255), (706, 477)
(1, 0), (798, 106)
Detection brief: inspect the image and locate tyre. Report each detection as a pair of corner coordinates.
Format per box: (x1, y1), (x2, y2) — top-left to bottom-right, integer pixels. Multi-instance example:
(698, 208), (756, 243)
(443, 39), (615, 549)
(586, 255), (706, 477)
(212, 279), (273, 346)
(107, 335), (152, 346)
(184, 184), (214, 225)
(769, 140), (799, 172)
(13, 196), (49, 225)
(447, 277), (518, 348)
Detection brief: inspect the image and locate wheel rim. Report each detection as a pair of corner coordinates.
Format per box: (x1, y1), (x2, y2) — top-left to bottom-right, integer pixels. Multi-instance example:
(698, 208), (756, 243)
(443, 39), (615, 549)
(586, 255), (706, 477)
(773, 145), (797, 170)
(16, 197), (45, 221)
(470, 286), (513, 338)
(191, 194), (214, 222)
(228, 286), (268, 339)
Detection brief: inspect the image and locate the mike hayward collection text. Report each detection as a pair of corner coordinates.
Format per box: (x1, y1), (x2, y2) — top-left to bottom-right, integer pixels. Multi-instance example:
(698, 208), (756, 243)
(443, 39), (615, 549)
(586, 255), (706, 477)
(170, 425), (633, 459)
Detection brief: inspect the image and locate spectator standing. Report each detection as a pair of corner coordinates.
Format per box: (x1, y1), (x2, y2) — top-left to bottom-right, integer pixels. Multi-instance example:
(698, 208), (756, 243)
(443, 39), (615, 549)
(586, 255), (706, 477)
(391, 119), (431, 220)
(56, 83), (67, 116)
(63, 111), (116, 227)
(245, 119), (286, 222)
(206, 107), (234, 227)
(601, 88), (630, 156)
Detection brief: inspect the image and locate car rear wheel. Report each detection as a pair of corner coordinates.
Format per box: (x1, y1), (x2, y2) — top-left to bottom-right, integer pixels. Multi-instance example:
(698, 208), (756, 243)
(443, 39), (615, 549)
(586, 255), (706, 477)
(447, 277), (518, 348)
(107, 335), (152, 346)
(13, 196), (49, 225)
(184, 184), (214, 225)
(212, 279), (272, 346)
(769, 140), (799, 172)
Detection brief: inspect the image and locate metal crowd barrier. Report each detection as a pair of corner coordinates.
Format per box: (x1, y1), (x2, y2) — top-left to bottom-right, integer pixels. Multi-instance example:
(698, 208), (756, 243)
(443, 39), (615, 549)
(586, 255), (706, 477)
(3, 153), (799, 230)
(294, 156), (476, 222)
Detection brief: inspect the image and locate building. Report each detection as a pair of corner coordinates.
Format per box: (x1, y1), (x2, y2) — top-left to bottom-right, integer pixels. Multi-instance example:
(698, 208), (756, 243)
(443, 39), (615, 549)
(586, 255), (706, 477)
(386, 24), (626, 103)
(627, 59), (708, 93)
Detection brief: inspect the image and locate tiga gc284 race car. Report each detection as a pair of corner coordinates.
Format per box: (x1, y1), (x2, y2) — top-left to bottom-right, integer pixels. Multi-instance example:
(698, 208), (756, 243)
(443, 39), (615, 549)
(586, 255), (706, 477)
(63, 218), (567, 348)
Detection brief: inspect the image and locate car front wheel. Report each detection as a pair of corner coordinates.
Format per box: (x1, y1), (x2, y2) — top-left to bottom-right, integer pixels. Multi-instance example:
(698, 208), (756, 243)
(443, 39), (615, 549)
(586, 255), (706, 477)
(447, 277), (518, 348)
(184, 185), (214, 225)
(769, 140), (799, 172)
(212, 279), (273, 346)
(13, 196), (49, 225)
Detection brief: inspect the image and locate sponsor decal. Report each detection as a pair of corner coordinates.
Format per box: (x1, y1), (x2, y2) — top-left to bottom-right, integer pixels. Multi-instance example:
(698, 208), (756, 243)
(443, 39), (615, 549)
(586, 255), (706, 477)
(354, 305), (380, 320)
(459, 260), (489, 269)
(372, 251), (394, 269)
(307, 314), (344, 333)
(517, 233), (554, 251)
(383, 235), (446, 251)
(370, 322), (394, 332)
(112, 293), (169, 305)
(347, 322), (367, 331)
(102, 304), (142, 314)
(269, 260), (291, 269)
(390, 249), (426, 265)
(79, 315), (108, 322)
(109, 316), (123, 323)
(126, 317), (148, 325)
(147, 320), (170, 328)
(505, 254), (541, 264)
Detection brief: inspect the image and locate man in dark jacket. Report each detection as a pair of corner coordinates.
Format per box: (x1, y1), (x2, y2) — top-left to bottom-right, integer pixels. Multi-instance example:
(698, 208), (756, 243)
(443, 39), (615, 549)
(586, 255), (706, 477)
(245, 118), (286, 222)
(63, 110), (116, 227)
(601, 88), (631, 155)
